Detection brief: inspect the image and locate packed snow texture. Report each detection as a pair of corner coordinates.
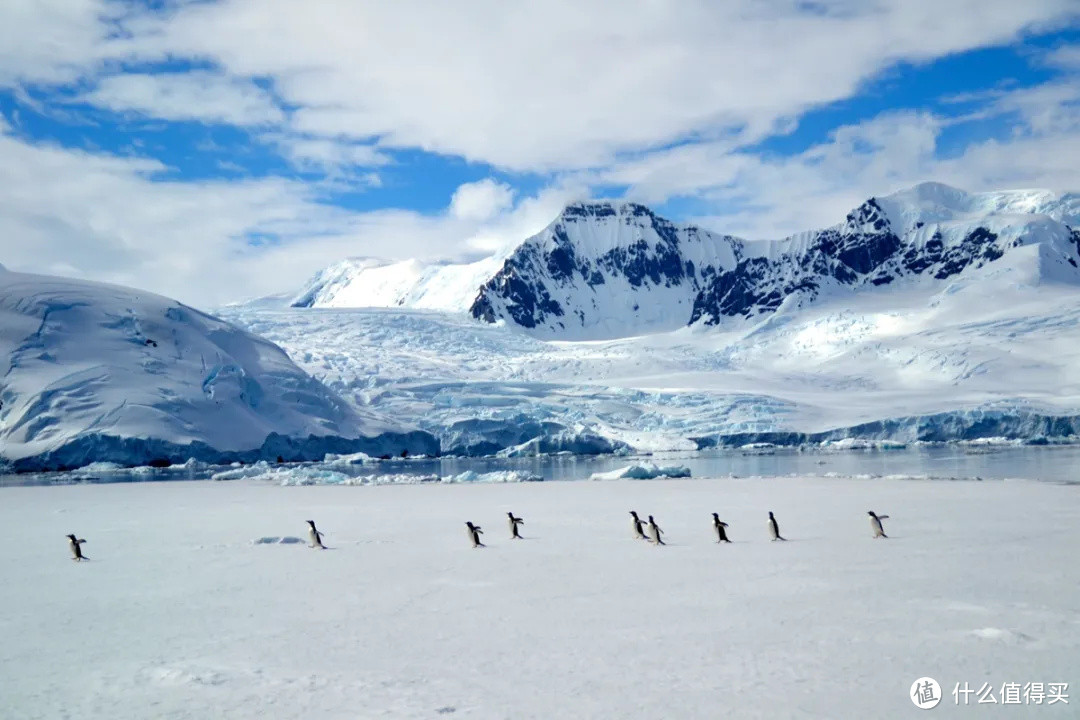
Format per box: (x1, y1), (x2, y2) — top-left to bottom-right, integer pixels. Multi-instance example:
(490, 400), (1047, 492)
(2, 475), (1076, 718)
(0, 268), (436, 471)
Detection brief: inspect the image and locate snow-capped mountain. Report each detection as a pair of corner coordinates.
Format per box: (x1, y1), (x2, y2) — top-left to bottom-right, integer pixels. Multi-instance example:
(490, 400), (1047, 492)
(689, 182), (1080, 327)
(0, 268), (436, 470)
(291, 256), (502, 313)
(292, 182), (1080, 340)
(470, 202), (742, 338)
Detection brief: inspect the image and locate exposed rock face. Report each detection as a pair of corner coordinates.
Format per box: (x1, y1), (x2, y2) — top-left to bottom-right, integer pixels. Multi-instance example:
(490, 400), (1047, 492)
(471, 185), (1080, 335)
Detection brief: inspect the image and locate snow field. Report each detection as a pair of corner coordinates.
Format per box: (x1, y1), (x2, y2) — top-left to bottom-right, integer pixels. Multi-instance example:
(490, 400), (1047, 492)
(1, 475), (1077, 718)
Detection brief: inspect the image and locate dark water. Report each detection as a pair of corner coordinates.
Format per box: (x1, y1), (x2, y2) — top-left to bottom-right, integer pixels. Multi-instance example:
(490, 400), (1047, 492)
(3, 444), (1080, 487)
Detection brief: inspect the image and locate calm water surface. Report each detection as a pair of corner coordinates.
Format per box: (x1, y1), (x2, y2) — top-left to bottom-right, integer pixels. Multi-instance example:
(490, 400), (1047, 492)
(3, 444), (1079, 487)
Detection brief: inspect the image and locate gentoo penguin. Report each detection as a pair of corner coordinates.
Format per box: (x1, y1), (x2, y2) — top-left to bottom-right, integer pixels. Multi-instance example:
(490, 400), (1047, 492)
(507, 512), (524, 539)
(647, 515), (665, 545)
(767, 511), (786, 541)
(466, 521), (485, 548)
(712, 513), (731, 543)
(629, 511), (648, 540)
(867, 510), (889, 538)
(306, 520), (326, 549)
(66, 534), (88, 561)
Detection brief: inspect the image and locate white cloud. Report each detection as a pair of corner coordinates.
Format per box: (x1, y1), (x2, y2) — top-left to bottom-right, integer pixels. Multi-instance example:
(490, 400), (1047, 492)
(461, 182), (589, 254)
(0, 0), (119, 86)
(80, 71), (285, 126)
(0, 1), (1079, 309)
(668, 99), (1080, 241)
(0, 123), (562, 306)
(1043, 43), (1080, 69)
(449, 179), (515, 221)
(263, 133), (391, 174)
(100, 0), (1080, 171)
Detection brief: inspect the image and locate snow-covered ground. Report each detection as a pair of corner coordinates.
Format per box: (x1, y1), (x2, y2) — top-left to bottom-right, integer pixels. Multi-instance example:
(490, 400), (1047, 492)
(222, 247), (1080, 454)
(2, 474), (1076, 718)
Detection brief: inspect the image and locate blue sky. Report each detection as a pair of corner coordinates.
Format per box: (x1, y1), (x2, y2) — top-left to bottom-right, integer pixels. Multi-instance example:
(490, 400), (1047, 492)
(0, 1), (1078, 306)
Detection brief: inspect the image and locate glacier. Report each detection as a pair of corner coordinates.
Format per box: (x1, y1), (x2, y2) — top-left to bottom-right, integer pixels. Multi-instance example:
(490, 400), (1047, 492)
(0, 268), (437, 471)
(225, 183), (1080, 454)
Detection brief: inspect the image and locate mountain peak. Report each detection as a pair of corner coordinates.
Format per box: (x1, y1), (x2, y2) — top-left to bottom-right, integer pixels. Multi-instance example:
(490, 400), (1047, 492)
(875, 182), (1078, 228)
(559, 200), (657, 221)
(291, 181), (1080, 340)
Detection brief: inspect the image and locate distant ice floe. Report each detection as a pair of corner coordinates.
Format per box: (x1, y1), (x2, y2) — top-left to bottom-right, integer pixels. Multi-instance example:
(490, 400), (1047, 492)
(589, 463), (692, 480)
(211, 463), (546, 486)
(818, 438), (908, 450)
(321, 452), (375, 466)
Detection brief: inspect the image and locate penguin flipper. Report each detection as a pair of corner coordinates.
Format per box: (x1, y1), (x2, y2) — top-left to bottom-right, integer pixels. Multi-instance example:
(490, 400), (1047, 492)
(878, 515), (890, 519)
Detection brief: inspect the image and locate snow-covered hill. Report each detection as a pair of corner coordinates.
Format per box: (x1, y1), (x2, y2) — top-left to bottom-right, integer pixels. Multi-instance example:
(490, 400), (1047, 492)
(0, 268), (436, 471)
(290, 256), (502, 313)
(292, 183), (1080, 341)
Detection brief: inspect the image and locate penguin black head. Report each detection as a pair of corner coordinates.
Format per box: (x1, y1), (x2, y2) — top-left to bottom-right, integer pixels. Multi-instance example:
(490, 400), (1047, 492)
(648, 515), (655, 522)
(466, 521), (475, 529)
(867, 510), (877, 517)
(507, 512), (514, 519)
(630, 510), (639, 518)
(306, 520), (316, 528)
(768, 511), (775, 519)
(66, 533), (77, 541)
(712, 512), (719, 519)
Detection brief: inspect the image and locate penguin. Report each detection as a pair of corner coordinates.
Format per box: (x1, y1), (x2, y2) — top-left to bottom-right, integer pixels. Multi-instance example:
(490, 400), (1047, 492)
(629, 510), (648, 540)
(466, 521), (485, 548)
(647, 515), (665, 545)
(768, 511), (786, 541)
(868, 510), (889, 538)
(306, 520), (326, 549)
(507, 512), (524, 539)
(712, 513), (731, 543)
(66, 534), (87, 561)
